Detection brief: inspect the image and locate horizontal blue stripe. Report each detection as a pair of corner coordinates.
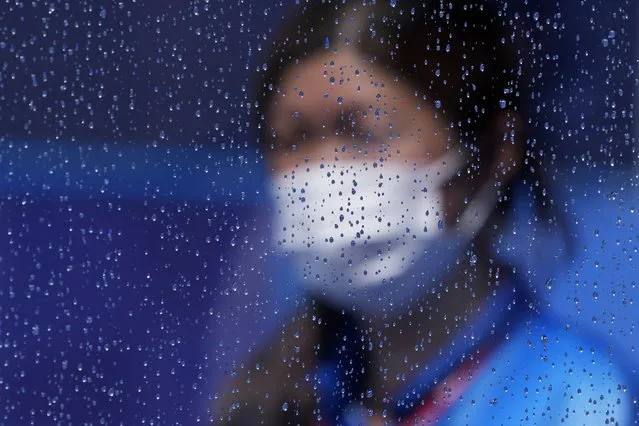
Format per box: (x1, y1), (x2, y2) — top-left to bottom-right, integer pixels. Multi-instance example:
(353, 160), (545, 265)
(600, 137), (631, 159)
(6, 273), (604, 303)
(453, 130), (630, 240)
(1, 140), (634, 205)
(0, 140), (269, 203)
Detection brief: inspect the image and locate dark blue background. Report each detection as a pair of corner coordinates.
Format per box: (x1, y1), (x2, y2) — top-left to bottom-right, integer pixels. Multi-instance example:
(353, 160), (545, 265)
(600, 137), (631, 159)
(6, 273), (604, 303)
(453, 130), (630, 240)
(0, 1), (636, 424)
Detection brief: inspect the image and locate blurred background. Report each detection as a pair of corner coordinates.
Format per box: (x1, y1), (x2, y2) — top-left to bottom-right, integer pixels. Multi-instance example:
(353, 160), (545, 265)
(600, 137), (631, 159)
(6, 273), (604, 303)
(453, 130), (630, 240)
(0, 0), (637, 424)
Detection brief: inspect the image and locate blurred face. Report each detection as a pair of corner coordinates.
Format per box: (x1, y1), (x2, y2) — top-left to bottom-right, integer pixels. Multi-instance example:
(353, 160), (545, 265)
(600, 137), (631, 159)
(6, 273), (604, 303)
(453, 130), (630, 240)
(265, 49), (469, 223)
(264, 49), (524, 313)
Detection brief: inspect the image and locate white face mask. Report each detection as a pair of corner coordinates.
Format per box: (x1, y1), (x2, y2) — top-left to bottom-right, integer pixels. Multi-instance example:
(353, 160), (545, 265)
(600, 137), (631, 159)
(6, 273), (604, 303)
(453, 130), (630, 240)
(269, 150), (497, 315)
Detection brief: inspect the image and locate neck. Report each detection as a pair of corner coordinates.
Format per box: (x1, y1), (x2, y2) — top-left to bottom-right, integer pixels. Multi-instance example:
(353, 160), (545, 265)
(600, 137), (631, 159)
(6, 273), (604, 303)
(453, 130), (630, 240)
(360, 247), (497, 414)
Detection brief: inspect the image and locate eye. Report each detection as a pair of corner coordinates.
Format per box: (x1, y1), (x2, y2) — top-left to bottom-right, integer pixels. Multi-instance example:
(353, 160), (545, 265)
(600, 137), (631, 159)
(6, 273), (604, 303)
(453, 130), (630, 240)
(335, 112), (367, 141)
(297, 127), (317, 144)
(351, 123), (375, 144)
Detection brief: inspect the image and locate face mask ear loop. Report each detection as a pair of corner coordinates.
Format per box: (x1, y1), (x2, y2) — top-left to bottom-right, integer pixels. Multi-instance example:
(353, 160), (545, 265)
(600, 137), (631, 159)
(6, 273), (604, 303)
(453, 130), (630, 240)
(457, 180), (499, 237)
(435, 146), (497, 237)
(431, 148), (470, 184)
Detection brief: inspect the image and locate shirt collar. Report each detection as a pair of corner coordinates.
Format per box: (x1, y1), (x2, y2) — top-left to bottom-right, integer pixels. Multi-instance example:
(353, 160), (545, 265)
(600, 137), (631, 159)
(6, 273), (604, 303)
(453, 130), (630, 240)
(391, 274), (531, 419)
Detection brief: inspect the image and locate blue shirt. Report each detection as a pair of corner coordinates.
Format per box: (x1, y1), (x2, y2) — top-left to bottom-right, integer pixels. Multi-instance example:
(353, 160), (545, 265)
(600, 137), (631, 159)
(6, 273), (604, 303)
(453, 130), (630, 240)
(444, 314), (633, 425)
(333, 280), (635, 426)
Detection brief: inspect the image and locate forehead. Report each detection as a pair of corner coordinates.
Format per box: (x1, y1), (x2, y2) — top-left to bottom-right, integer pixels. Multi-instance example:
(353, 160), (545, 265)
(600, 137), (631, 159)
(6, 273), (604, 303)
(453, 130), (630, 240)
(262, 49), (457, 165)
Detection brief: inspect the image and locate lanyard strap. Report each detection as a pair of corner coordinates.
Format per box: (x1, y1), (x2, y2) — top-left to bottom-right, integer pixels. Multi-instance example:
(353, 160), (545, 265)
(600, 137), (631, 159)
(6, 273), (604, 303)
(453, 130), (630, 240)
(393, 282), (529, 421)
(397, 341), (497, 425)
(316, 278), (530, 426)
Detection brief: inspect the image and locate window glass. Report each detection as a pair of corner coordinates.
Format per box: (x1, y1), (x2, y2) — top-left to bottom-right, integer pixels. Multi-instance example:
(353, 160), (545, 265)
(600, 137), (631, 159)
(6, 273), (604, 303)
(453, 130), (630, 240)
(0, 1), (637, 424)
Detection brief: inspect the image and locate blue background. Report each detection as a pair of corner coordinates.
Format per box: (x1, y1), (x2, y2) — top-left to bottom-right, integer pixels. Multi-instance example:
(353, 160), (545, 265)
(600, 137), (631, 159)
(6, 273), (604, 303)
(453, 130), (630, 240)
(0, 1), (637, 424)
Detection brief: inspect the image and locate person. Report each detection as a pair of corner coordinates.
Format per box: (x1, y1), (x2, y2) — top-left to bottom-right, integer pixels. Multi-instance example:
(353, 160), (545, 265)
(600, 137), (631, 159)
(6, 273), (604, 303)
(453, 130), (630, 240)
(214, 1), (635, 424)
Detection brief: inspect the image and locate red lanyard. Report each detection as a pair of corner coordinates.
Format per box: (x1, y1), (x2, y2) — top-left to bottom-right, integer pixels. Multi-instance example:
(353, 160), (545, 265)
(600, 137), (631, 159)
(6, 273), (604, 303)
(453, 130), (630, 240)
(316, 345), (496, 426)
(398, 344), (496, 425)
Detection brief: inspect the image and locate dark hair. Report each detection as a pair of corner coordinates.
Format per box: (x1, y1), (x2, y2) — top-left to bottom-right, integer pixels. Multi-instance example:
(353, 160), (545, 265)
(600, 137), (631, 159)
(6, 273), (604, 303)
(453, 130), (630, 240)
(255, 0), (520, 143)
(253, 0), (570, 250)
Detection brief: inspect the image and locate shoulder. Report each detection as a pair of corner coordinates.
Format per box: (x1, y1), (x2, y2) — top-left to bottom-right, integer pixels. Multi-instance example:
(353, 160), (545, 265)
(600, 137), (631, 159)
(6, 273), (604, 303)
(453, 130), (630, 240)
(449, 314), (636, 425)
(212, 305), (320, 425)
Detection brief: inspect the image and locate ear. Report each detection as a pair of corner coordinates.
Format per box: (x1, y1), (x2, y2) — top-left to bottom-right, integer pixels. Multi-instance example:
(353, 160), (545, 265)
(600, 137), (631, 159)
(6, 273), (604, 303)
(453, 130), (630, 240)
(490, 110), (525, 187)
